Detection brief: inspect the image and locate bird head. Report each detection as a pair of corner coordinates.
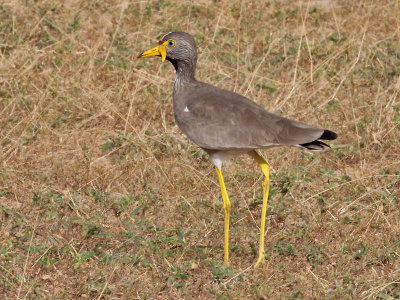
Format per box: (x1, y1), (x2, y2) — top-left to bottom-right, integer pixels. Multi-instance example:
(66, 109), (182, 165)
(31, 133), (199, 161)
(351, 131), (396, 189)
(138, 32), (197, 64)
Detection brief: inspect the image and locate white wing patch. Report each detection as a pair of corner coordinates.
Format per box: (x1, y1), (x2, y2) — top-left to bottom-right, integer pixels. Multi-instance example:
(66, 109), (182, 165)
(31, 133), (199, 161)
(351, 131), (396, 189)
(184, 106), (190, 112)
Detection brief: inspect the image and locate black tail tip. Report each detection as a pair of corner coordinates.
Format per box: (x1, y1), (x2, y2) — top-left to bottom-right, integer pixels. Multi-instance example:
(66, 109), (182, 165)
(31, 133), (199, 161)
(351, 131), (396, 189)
(320, 130), (338, 140)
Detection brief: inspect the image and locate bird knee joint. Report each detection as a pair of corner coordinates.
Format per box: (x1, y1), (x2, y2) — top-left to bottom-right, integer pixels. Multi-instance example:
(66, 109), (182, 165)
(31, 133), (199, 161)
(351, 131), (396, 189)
(262, 177), (269, 187)
(223, 201), (231, 211)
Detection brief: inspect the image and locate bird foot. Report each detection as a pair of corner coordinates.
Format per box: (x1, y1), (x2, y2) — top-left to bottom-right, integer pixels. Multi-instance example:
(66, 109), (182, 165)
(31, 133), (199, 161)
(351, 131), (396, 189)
(254, 254), (265, 268)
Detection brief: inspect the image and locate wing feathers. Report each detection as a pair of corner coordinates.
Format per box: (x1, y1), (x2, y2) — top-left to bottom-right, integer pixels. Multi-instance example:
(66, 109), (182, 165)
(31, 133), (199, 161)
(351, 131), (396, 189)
(174, 82), (338, 151)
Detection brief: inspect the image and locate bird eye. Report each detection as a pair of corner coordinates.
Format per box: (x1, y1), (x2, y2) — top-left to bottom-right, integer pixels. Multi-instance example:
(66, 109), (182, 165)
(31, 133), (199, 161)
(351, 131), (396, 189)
(167, 39), (176, 48)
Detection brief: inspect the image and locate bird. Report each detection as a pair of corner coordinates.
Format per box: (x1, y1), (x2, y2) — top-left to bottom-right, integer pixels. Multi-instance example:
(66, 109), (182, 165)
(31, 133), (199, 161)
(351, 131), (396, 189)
(138, 32), (337, 267)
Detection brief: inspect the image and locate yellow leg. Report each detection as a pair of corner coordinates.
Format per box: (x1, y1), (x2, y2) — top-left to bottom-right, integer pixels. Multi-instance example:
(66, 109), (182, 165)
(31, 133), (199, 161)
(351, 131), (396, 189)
(251, 151), (270, 268)
(216, 167), (231, 266)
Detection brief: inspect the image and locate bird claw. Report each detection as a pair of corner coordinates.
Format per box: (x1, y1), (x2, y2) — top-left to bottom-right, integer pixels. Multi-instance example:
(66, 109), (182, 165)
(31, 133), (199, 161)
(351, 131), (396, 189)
(254, 255), (266, 268)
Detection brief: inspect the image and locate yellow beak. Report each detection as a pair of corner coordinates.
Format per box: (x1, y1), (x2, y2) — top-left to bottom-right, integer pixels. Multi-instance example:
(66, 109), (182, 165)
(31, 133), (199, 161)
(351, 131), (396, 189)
(138, 41), (167, 62)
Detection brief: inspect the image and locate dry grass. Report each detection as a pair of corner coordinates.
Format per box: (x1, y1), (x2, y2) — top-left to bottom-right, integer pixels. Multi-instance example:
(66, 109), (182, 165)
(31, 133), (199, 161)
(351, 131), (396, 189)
(1, 0), (400, 298)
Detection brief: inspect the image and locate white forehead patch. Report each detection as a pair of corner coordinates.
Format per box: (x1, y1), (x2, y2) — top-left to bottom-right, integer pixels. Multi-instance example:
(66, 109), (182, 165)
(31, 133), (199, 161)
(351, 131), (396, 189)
(161, 32), (173, 40)
(184, 106), (189, 112)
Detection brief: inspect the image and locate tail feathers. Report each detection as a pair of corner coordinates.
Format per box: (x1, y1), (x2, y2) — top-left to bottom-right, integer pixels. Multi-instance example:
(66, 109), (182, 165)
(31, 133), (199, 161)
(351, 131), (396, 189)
(299, 140), (330, 151)
(299, 130), (337, 151)
(320, 130), (338, 140)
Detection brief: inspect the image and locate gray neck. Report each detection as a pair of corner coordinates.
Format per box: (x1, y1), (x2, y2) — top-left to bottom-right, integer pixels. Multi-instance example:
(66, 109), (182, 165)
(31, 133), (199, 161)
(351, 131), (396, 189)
(172, 59), (197, 95)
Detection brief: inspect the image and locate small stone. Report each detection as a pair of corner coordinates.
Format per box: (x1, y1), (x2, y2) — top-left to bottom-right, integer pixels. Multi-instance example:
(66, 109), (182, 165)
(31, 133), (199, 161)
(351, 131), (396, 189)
(191, 262), (198, 269)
